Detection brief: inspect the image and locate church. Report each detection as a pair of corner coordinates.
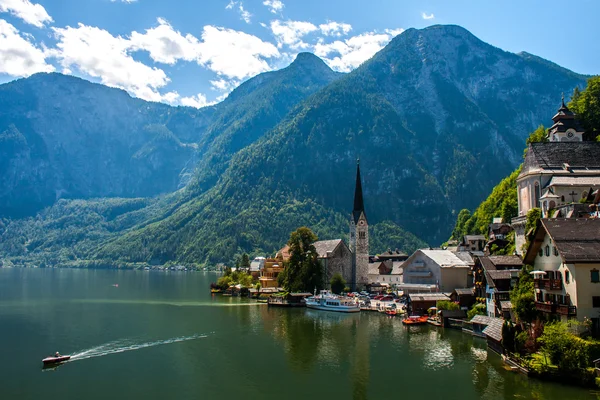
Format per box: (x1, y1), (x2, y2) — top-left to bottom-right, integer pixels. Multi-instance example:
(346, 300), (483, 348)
(277, 160), (370, 290)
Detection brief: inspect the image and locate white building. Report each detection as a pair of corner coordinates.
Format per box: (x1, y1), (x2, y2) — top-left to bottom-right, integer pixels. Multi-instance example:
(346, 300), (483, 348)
(399, 249), (471, 293)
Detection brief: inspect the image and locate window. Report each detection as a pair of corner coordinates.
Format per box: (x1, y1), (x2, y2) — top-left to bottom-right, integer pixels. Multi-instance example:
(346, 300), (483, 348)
(593, 296), (600, 308)
(554, 247), (559, 257)
(359, 231), (365, 239)
(592, 269), (600, 283)
(565, 270), (570, 284)
(545, 245), (550, 257)
(538, 248), (543, 257)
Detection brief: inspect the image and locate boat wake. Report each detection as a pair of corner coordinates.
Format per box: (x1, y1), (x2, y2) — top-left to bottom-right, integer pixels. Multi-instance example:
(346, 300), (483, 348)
(68, 333), (210, 362)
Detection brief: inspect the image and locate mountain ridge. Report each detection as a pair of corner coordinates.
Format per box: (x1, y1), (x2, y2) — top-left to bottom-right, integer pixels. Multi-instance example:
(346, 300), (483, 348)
(0, 24), (591, 267)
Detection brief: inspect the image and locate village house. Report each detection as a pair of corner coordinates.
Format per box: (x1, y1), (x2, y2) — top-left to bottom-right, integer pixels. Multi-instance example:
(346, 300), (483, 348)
(258, 258), (284, 289)
(249, 256), (266, 279)
(473, 255), (523, 317)
(399, 249), (471, 293)
(367, 260), (403, 288)
(450, 288), (476, 310)
(458, 235), (486, 252)
(524, 218), (600, 337)
(486, 219), (514, 254)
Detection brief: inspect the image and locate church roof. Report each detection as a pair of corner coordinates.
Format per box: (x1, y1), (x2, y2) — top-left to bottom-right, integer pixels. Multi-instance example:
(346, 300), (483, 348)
(313, 239), (344, 258)
(522, 142), (600, 176)
(352, 160), (367, 224)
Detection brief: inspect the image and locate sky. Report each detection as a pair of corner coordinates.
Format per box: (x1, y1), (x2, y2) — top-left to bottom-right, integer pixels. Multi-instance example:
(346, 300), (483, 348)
(1, 0), (598, 108)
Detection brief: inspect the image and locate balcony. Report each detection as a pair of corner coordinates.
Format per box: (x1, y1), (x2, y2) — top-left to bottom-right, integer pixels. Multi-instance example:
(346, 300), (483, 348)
(535, 302), (556, 313)
(556, 304), (577, 316)
(534, 278), (562, 291)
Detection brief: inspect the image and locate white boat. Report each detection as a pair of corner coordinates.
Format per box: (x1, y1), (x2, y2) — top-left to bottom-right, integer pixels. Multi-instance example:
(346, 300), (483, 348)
(305, 290), (360, 313)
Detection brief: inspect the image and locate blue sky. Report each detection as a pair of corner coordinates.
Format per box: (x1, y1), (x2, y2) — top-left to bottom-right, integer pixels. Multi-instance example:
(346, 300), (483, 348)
(1, 0), (598, 107)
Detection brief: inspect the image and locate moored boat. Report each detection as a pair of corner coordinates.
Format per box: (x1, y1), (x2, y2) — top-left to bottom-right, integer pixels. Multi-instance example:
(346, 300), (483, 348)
(305, 290), (360, 313)
(402, 315), (428, 325)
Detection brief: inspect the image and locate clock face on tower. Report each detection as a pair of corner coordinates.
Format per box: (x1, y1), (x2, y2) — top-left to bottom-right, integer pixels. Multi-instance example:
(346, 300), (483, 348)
(567, 131), (574, 138)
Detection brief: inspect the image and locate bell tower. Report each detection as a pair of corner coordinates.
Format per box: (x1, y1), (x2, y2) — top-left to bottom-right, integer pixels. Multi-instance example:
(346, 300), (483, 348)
(350, 159), (369, 289)
(547, 94), (584, 142)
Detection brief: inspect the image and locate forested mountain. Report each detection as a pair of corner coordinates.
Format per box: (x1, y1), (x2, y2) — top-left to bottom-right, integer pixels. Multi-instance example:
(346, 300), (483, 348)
(0, 25), (591, 267)
(0, 53), (341, 218)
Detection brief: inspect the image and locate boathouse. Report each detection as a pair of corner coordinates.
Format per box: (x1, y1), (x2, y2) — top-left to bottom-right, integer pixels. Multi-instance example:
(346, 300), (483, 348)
(408, 293), (450, 315)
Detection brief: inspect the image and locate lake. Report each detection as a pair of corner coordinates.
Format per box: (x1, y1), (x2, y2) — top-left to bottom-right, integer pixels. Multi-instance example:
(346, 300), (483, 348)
(0, 268), (597, 400)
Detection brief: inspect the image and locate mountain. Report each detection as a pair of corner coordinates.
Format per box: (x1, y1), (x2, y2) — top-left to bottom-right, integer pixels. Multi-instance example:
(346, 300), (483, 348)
(0, 25), (591, 267)
(0, 53), (342, 218)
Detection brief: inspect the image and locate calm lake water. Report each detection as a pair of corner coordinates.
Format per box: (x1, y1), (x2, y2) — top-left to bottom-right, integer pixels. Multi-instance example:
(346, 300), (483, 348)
(1, 268), (598, 400)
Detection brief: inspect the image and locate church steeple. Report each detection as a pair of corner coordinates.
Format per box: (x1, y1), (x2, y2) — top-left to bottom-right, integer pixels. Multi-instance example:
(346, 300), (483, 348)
(352, 158), (366, 224)
(548, 94), (584, 142)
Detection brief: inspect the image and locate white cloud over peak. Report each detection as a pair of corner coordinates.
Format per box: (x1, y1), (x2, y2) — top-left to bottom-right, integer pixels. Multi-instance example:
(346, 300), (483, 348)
(197, 25), (279, 79)
(0, 0), (52, 27)
(180, 92), (216, 108)
(270, 20), (317, 49)
(129, 18), (199, 64)
(422, 12), (435, 20)
(263, 0), (283, 14)
(319, 21), (352, 37)
(314, 29), (404, 72)
(0, 19), (54, 76)
(50, 23), (171, 102)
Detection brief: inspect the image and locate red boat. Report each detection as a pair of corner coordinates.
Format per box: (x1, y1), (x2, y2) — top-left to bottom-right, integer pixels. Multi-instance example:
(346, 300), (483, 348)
(402, 315), (428, 325)
(42, 355), (71, 365)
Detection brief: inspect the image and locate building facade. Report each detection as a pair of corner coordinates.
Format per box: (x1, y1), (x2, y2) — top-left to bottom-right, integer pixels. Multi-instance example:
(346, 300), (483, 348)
(525, 218), (600, 336)
(313, 239), (353, 288)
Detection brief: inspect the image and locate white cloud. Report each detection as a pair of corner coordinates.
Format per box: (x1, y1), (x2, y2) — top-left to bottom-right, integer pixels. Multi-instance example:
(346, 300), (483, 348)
(319, 21), (352, 37)
(180, 92), (216, 108)
(0, 0), (52, 27)
(314, 29), (404, 72)
(262, 0), (283, 14)
(422, 12), (435, 20)
(270, 20), (317, 50)
(129, 18), (199, 64)
(50, 23), (171, 102)
(111, 0), (138, 3)
(239, 3), (251, 24)
(225, 1), (252, 24)
(197, 25), (279, 79)
(0, 19), (54, 76)
(210, 78), (240, 92)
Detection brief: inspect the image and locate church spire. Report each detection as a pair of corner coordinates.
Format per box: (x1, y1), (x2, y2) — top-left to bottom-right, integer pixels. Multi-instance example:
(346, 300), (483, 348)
(352, 158), (366, 223)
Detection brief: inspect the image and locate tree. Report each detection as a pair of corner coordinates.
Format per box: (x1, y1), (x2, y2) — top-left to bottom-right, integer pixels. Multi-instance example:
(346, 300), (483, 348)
(467, 303), (486, 319)
(241, 253), (250, 269)
(330, 273), (346, 294)
(538, 321), (590, 372)
(437, 300), (459, 311)
(451, 209), (472, 241)
(278, 227), (323, 293)
(570, 76), (600, 141)
(510, 265), (537, 324)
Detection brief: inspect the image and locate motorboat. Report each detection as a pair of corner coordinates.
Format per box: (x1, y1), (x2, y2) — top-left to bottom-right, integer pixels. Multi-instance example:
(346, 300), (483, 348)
(401, 315), (428, 325)
(42, 354), (71, 365)
(305, 290), (360, 313)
